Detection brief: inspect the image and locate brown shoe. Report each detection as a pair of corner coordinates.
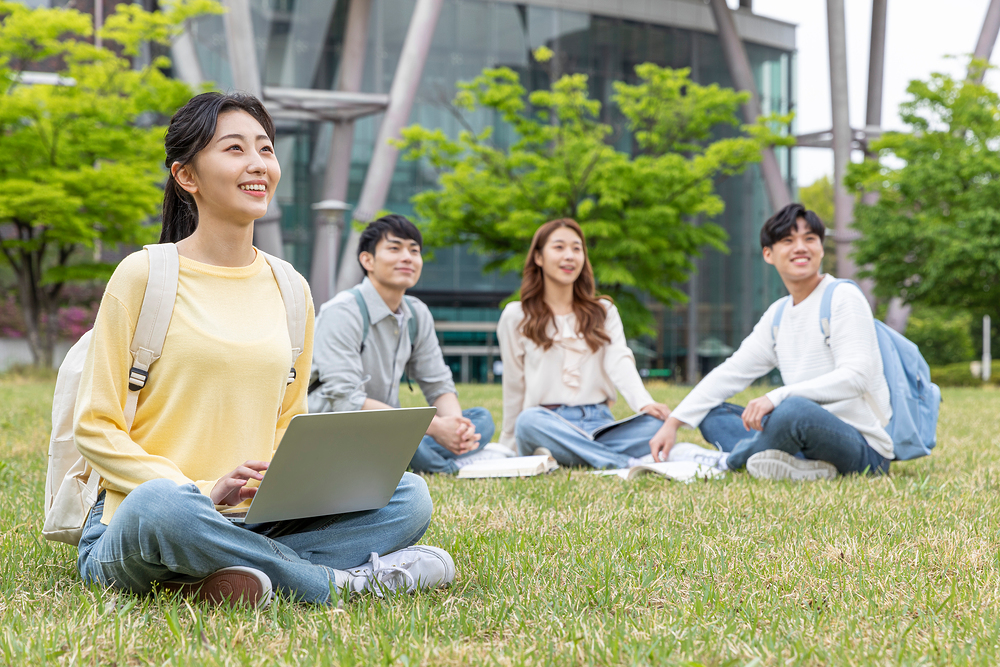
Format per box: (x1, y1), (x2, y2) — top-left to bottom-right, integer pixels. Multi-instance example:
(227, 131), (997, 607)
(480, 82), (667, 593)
(162, 566), (273, 608)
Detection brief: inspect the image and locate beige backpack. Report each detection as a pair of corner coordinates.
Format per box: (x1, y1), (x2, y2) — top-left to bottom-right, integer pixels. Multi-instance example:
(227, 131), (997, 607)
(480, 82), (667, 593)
(42, 244), (307, 546)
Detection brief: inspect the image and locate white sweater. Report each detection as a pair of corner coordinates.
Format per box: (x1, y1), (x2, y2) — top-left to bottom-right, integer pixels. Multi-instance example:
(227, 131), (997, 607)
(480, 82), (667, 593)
(670, 275), (894, 459)
(497, 300), (655, 450)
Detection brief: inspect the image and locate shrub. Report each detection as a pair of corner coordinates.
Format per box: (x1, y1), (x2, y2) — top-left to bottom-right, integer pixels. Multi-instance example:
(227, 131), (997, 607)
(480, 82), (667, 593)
(904, 307), (974, 366)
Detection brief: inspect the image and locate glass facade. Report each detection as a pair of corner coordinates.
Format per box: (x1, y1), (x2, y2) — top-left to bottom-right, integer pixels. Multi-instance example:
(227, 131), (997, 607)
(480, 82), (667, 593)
(186, 0), (795, 381)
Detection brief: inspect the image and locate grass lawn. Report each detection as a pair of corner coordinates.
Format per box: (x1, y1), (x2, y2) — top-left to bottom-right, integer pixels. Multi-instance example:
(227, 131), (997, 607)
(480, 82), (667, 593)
(2, 376), (1000, 665)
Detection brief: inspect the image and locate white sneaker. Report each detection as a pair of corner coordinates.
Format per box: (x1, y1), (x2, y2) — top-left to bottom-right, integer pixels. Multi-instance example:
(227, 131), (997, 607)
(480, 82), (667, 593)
(746, 450), (838, 481)
(162, 566), (273, 608)
(345, 546), (456, 597)
(667, 442), (727, 469)
(454, 448), (510, 469)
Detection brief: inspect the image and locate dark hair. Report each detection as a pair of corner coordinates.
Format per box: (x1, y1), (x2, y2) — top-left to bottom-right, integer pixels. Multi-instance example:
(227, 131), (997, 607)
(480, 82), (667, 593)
(760, 203), (825, 249)
(519, 218), (611, 353)
(159, 92), (276, 243)
(357, 214), (423, 274)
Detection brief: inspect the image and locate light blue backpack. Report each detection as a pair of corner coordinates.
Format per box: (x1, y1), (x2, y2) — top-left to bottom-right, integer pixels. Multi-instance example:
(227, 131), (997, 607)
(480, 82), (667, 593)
(771, 279), (941, 460)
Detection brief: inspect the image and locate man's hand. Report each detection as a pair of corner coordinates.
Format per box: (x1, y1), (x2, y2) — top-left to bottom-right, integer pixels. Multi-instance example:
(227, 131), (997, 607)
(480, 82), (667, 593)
(649, 416), (684, 462)
(639, 402), (672, 421)
(427, 414), (480, 455)
(211, 460), (268, 506)
(741, 396), (775, 431)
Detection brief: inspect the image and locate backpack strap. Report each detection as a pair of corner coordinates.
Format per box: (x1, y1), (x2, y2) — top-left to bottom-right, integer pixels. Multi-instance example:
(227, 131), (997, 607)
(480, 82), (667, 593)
(403, 295), (419, 346)
(124, 244), (180, 430)
(348, 287), (371, 353)
(770, 295), (791, 349)
(262, 252), (307, 384)
(819, 278), (856, 346)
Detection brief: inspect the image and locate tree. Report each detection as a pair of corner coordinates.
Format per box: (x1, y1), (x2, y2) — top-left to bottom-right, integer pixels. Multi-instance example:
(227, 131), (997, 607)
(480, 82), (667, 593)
(0, 0), (221, 366)
(396, 61), (791, 336)
(848, 62), (1000, 321)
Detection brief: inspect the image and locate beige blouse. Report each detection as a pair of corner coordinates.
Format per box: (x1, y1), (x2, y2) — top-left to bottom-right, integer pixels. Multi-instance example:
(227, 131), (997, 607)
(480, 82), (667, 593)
(496, 300), (654, 450)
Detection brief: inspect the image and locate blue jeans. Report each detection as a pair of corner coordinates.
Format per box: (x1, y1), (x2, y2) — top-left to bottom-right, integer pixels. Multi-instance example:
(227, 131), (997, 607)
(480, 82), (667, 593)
(699, 396), (890, 475)
(514, 403), (663, 469)
(77, 473), (432, 604)
(409, 406), (496, 474)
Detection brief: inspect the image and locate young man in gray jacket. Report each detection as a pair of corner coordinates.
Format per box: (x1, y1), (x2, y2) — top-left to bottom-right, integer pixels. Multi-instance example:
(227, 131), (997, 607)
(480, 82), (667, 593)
(308, 215), (497, 474)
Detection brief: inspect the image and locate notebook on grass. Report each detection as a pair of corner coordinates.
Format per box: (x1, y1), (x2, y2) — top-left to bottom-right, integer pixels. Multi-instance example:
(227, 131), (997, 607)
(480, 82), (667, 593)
(456, 454), (559, 478)
(592, 461), (723, 482)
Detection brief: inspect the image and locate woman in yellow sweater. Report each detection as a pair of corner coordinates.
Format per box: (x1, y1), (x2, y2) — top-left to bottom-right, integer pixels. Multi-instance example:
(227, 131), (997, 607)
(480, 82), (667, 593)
(74, 92), (454, 606)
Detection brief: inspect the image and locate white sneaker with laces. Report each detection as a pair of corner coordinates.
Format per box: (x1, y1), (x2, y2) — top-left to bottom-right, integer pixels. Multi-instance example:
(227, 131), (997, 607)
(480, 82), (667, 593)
(746, 450), (838, 481)
(667, 442), (728, 469)
(345, 546), (456, 597)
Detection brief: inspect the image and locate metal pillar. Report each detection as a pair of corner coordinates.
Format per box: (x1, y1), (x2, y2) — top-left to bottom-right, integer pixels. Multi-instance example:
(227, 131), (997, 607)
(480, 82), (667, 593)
(310, 0), (372, 306)
(686, 267), (699, 384)
(707, 0), (791, 213)
(171, 28), (204, 86)
(335, 0), (444, 291)
(973, 0), (1000, 82)
(223, 0), (284, 258)
(827, 0), (856, 282)
(311, 201), (351, 308)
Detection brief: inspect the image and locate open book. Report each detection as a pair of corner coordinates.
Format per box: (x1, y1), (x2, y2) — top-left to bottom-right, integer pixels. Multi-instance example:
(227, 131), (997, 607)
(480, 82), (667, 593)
(592, 461), (724, 482)
(456, 454), (559, 478)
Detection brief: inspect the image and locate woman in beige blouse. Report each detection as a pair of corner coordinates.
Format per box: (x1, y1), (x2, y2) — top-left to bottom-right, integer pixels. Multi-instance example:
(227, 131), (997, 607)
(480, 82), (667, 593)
(496, 219), (672, 468)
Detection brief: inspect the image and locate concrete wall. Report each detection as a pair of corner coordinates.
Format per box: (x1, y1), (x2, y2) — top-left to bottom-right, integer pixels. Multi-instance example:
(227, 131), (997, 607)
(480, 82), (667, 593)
(0, 339), (75, 372)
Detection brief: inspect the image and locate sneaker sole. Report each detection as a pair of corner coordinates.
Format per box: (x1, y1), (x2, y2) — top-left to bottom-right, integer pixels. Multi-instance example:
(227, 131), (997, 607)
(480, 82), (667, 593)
(166, 566), (273, 608)
(746, 450), (837, 481)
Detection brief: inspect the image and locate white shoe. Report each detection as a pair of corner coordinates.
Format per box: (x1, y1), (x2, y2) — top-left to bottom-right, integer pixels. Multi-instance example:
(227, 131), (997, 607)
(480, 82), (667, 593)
(346, 546), (456, 597)
(454, 448), (510, 469)
(667, 442), (727, 469)
(626, 453), (656, 467)
(746, 450), (838, 481)
(162, 566), (273, 608)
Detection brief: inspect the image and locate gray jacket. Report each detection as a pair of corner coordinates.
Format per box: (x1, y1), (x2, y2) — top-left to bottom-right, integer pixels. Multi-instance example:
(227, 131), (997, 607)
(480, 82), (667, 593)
(308, 278), (456, 413)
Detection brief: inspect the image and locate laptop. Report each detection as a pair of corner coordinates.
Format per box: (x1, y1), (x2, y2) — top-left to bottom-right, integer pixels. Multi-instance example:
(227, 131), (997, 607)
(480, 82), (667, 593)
(220, 407), (436, 524)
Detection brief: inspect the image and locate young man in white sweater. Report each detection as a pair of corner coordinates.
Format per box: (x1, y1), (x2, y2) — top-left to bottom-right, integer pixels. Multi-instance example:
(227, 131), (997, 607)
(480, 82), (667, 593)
(651, 203), (893, 480)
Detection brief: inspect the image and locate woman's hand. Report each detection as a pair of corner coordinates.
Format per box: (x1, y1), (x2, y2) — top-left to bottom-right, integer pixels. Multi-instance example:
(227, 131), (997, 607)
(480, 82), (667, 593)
(640, 402), (672, 421)
(211, 460), (269, 506)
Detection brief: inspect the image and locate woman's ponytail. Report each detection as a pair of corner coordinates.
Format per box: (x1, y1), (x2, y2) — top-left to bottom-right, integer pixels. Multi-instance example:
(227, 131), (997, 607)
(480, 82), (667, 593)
(159, 92), (275, 244)
(160, 175), (199, 243)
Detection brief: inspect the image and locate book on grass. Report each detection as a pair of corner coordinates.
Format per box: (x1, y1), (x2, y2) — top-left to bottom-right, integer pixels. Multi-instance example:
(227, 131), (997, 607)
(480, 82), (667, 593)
(557, 412), (649, 440)
(592, 460), (724, 482)
(456, 454), (559, 478)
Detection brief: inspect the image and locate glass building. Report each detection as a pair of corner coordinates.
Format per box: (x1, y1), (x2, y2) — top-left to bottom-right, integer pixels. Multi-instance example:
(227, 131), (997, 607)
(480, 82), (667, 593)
(191, 0), (796, 381)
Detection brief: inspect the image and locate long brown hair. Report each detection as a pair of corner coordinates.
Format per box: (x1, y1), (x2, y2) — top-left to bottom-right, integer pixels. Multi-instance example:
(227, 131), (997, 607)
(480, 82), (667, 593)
(518, 219), (611, 352)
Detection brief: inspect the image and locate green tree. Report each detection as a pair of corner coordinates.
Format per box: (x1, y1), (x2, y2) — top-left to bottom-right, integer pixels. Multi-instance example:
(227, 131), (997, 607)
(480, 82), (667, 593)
(848, 62), (1000, 321)
(0, 0), (221, 366)
(396, 63), (791, 336)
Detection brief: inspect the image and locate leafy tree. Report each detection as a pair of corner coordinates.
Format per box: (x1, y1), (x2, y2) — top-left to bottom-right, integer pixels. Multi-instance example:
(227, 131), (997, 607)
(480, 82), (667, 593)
(848, 62), (1000, 322)
(396, 61), (791, 336)
(0, 0), (221, 366)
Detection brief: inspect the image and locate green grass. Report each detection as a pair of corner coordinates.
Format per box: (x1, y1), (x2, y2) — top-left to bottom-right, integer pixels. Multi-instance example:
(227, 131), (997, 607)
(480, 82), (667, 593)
(3, 379), (1000, 665)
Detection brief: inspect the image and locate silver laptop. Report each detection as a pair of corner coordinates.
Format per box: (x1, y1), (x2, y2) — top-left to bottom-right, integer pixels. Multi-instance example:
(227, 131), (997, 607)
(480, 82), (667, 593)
(220, 407), (436, 525)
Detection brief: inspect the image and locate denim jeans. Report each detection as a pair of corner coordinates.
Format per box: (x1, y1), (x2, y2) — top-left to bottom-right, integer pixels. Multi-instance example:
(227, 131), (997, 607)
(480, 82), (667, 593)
(77, 473), (432, 604)
(408, 407), (496, 474)
(699, 396), (890, 475)
(514, 403), (663, 469)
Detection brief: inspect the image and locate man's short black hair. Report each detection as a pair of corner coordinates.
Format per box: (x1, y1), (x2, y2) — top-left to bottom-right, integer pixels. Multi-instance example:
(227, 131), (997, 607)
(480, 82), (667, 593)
(357, 214), (423, 274)
(760, 203), (825, 249)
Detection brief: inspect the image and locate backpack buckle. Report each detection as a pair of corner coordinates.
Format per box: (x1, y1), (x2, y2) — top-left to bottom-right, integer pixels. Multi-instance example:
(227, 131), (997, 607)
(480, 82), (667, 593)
(128, 367), (148, 392)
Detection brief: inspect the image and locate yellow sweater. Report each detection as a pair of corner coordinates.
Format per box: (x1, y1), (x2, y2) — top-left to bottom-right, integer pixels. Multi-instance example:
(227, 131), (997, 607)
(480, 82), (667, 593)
(74, 248), (315, 524)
